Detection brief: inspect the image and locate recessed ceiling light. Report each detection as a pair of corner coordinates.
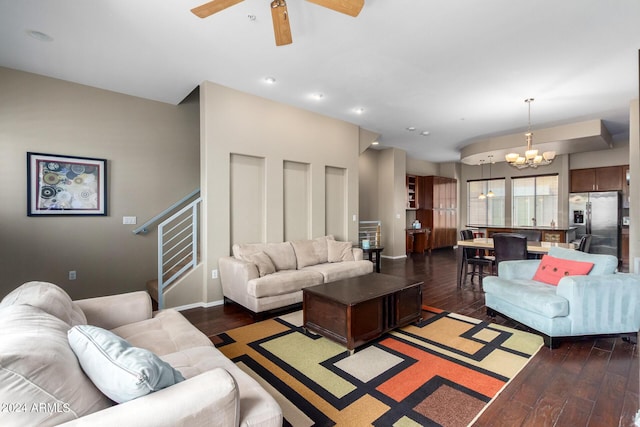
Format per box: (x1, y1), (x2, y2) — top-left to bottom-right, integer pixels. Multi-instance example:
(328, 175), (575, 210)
(264, 76), (276, 84)
(406, 127), (416, 131)
(420, 131), (430, 136)
(26, 30), (53, 42)
(371, 141), (379, 145)
(311, 93), (324, 100)
(354, 107), (365, 114)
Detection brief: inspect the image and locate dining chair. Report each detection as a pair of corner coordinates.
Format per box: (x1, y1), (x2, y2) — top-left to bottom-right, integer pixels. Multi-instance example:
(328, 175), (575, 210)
(577, 234), (592, 253)
(493, 233), (528, 267)
(460, 230), (495, 287)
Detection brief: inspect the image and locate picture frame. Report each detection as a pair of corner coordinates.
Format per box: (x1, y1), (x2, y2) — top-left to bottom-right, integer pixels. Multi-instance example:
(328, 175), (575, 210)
(27, 152), (107, 216)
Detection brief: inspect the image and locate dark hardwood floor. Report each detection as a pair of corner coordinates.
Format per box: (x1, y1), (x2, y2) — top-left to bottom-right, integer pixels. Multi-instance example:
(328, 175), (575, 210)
(182, 249), (639, 427)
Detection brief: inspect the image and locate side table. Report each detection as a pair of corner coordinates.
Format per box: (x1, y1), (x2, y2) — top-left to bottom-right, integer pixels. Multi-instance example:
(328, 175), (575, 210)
(360, 245), (384, 273)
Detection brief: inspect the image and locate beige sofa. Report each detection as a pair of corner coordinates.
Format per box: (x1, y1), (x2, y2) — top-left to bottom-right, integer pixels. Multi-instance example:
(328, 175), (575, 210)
(219, 236), (374, 314)
(0, 281), (282, 427)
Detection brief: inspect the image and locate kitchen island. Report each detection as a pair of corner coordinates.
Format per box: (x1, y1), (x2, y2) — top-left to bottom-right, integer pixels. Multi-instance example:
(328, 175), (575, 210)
(476, 226), (577, 243)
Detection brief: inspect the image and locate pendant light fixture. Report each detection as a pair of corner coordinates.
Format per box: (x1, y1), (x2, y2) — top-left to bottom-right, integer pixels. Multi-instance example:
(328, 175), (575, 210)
(505, 98), (556, 168)
(478, 159), (486, 200)
(486, 155), (495, 198)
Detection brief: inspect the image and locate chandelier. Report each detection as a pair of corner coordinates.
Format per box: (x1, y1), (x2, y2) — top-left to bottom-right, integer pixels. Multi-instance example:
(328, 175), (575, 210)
(505, 98), (556, 169)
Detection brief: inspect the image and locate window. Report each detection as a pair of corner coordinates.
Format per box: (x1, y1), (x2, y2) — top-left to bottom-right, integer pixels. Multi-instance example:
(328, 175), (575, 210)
(512, 175), (558, 227)
(467, 179), (505, 226)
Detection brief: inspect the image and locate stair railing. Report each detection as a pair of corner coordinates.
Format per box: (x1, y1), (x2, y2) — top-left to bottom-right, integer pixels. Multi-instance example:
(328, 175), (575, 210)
(133, 189), (200, 235)
(134, 189), (201, 309)
(156, 197), (201, 309)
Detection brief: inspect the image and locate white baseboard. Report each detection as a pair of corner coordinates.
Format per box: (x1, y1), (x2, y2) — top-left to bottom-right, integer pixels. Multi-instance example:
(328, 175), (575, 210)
(173, 299), (224, 312)
(381, 255), (408, 260)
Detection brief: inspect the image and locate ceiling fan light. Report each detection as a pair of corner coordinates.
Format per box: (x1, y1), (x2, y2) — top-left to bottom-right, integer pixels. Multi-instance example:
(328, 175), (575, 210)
(543, 151), (556, 161)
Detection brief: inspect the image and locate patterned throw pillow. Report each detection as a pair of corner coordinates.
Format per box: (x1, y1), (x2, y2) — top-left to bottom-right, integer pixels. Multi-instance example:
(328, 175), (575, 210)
(532, 255), (594, 286)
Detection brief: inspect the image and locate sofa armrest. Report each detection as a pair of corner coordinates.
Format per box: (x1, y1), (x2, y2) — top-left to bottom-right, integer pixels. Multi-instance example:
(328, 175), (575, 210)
(74, 291), (153, 329)
(497, 260), (540, 280)
(219, 256), (259, 303)
(556, 273), (640, 333)
(58, 368), (239, 427)
(352, 247), (364, 261)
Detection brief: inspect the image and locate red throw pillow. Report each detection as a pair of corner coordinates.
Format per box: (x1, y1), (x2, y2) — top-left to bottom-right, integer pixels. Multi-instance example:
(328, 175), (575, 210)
(532, 255), (594, 286)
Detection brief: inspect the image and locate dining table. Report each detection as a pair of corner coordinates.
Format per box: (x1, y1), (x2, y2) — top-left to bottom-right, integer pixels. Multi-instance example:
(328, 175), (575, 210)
(456, 238), (577, 287)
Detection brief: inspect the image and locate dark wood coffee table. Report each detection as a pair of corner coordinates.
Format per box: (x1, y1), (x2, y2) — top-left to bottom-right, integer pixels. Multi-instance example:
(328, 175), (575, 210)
(302, 273), (423, 354)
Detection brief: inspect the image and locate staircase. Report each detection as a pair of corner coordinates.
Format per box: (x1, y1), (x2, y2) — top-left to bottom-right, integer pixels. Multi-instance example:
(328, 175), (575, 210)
(134, 190), (201, 309)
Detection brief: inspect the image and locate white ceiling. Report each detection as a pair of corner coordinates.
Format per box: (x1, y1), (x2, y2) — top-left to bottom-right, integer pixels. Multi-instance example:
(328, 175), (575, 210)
(1, 0), (639, 163)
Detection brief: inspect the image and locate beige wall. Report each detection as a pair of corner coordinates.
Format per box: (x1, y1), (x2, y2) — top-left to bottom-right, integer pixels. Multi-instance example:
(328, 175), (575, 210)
(406, 156), (439, 176)
(374, 148), (408, 258)
(358, 148), (380, 221)
(0, 67), (200, 300)
(569, 144), (630, 169)
(200, 81), (361, 304)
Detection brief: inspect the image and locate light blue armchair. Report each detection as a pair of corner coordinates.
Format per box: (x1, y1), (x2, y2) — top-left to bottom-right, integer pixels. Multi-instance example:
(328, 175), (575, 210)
(483, 247), (640, 348)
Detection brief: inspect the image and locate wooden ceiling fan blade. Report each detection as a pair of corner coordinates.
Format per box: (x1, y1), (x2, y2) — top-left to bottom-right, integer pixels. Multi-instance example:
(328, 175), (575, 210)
(191, 0), (244, 18)
(306, 0), (364, 17)
(271, 0), (293, 46)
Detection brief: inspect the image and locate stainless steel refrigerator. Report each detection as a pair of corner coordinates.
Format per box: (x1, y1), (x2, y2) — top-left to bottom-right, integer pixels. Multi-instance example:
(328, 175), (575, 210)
(569, 191), (621, 258)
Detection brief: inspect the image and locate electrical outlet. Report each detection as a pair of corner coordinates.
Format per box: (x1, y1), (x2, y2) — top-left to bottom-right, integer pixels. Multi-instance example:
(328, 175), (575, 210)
(211, 269), (218, 279)
(69, 270), (77, 280)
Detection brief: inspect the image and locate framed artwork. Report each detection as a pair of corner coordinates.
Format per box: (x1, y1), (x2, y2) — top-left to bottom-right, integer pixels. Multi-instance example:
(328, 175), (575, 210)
(27, 152), (107, 216)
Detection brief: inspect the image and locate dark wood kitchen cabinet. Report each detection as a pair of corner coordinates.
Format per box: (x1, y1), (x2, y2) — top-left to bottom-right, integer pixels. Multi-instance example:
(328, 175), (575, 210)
(416, 176), (457, 249)
(570, 166), (625, 192)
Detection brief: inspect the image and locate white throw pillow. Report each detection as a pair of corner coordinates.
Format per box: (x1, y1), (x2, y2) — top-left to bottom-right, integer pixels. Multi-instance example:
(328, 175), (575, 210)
(327, 240), (355, 263)
(68, 325), (185, 404)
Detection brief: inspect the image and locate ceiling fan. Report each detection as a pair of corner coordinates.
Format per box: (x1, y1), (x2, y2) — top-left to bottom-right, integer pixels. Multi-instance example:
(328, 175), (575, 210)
(191, 0), (364, 46)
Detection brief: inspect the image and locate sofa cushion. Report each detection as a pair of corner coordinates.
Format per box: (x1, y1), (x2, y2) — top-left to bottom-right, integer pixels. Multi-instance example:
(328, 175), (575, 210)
(247, 270), (325, 298)
(0, 281), (86, 326)
(548, 246), (618, 275)
(233, 242), (297, 271)
(0, 305), (112, 426)
(482, 277), (569, 318)
(327, 240), (355, 262)
(533, 255), (594, 286)
(160, 347), (282, 427)
(111, 309), (213, 357)
(303, 260), (374, 283)
(242, 251), (276, 277)
(291, 236), (333, 268)
(68, 325), (185, 404)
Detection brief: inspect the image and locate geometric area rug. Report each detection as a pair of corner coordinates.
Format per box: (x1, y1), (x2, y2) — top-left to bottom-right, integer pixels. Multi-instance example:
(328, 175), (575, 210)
(213, 308), (544, 427)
